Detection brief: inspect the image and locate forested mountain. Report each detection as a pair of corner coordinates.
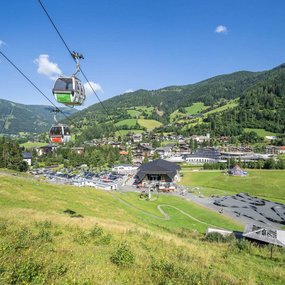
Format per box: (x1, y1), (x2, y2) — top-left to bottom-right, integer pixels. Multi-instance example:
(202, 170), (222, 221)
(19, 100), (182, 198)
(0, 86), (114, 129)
(68, 63), (285, 141)
(1, 63), (285, 139)
(0, 99), (77, 134)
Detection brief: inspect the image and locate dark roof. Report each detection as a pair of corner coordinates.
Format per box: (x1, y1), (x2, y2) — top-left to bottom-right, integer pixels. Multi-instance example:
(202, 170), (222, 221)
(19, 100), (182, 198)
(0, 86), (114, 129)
(136, 159), (180, 181)
(22, 152), (32, 159)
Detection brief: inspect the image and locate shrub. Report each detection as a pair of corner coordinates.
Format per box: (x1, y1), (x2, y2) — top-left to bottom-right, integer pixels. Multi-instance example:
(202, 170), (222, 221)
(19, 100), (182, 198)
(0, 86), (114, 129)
(110, 242), (135, 266)
(8, 258), (45, 285)
(235, 239), (252, 253)
(89, 224), (103, 238)
(73, 229), (90, 245)
(95, 233), (113, 245)
(151, 259), (209, 285)
(205, 232), (236, 243)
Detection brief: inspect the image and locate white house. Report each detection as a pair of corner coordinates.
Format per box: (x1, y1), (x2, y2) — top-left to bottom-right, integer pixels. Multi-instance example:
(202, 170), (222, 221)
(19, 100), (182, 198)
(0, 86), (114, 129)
(112, 164), (138, 174)
(22, 152), (32, 166)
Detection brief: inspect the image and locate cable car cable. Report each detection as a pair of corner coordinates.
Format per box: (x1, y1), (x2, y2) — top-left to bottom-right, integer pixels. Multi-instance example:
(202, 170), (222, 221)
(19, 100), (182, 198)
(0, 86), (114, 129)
(0, 50), (78, 128)
(37, 0), (118, 128)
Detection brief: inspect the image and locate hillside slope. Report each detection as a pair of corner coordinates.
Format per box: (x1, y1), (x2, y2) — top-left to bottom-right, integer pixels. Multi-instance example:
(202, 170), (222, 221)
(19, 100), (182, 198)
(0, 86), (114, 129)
(0, 99), (77, 134)
(0, 171), (284, 284)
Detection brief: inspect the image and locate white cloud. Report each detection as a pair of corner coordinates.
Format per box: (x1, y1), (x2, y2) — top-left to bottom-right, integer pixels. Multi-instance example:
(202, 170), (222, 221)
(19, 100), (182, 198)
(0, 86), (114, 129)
(34, 54), (62, 80)
(215, 25), (228, 34)
(124, 89), (134, 93)
(0, 40), (6, 47)
(84, 81), (103, 95)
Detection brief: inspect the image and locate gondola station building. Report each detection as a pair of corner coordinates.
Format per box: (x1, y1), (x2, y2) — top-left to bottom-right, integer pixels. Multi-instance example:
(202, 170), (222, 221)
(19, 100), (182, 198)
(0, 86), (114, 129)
(135, 159), (181, 184)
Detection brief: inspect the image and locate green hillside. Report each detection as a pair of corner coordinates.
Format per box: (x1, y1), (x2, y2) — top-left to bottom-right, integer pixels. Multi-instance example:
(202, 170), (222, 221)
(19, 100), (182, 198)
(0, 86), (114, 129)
(0, 171), (284, 284)
(137, 119), (162, 130)
(0, 99), (76, 134)
(67, 63), (285, 141)
(185, 102), (209, 115)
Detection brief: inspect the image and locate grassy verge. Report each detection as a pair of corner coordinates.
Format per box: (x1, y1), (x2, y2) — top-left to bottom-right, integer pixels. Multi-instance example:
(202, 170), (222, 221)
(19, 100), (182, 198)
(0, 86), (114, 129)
(180, 169), (285, 203)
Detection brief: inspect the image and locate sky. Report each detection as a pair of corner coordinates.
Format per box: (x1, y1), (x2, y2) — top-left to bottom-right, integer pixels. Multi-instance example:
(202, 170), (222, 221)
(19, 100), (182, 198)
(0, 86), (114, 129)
(0, 0), (285, 109)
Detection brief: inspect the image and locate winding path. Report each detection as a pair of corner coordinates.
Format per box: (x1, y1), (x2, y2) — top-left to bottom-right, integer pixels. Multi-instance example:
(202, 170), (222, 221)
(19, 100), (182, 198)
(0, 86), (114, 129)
(109, 192), (221, 228)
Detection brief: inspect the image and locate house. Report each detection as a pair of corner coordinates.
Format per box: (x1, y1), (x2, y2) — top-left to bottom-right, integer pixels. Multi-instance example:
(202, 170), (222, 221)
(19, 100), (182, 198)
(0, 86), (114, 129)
(266, 146), (285, 155)
(135, 159), (181, 184)
(22, 152), (32, 166)
(155, 146), (173, 158)
(190, 133), (210, 144)
(71, 147), (85, 155)
(112, 164), (138, 174)
(35, 144), (57, 156)
(135, 143), (155, 157)
(132, 134), (143, 143)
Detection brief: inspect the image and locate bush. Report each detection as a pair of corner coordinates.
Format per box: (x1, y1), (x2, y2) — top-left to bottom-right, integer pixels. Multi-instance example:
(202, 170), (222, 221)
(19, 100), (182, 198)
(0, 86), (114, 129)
(73, 229), (90, 245)
(151, 259), (209, 285)
(95, 233), (112, 245)
(8, 258), (45, 285)
(110, 242), (135, 266)
(89, 224), (103, 238)
(205, 232), (235, 243)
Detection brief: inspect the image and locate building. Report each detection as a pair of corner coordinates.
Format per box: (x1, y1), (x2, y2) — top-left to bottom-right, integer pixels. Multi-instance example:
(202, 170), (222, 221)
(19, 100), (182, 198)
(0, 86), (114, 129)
(228, 165), (247, 176)
(22, 152), (32, 166)
(190, 133), (210, 144)
(136, 159), (181, 183)
(185, 148), (220, 165)
(155, 146), (173, 158)
(266, 146), (285, 155)
(35, 144), (57, 156)
(71, 147), (85, 155)
(132, 134), (143, 143)
(243, 224), (285, 247)
(112, 164), (138, 174)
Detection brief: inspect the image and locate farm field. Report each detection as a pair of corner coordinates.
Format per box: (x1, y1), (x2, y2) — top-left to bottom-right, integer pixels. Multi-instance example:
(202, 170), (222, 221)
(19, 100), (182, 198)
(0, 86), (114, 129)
(0, 171), (284, 284)
(244, 128), (278, 138)
(115, 129), (144, 136)
(137, 119), (162, 130)
(185, 102), (209, 115)
(127, 109), (141, 118)
(114, 119), (138, 127)
(20, 142), (47, 148)
(180, 169), (285, 203)
(203, 99), (239, 116)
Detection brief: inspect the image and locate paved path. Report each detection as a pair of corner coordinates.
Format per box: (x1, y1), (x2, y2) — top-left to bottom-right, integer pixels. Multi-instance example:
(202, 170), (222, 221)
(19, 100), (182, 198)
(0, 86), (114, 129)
(109, 191), (224, 229)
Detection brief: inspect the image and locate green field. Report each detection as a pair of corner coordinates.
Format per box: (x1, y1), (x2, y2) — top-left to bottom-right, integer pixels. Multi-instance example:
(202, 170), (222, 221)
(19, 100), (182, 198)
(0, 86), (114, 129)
(181, 169), (285, 203)
(115, 129), (144, 136)
(135, 106), (154, 116)
(137, 119), (162, 130)
(20, 142), (47, 148)
(203, 99), (239, 116)
(185, 102), (209, 115)
(244, 128), (278, 138)
(127, 109), (141, 118)
(0, 171), (284, 284)
(114, 119), (138, 127)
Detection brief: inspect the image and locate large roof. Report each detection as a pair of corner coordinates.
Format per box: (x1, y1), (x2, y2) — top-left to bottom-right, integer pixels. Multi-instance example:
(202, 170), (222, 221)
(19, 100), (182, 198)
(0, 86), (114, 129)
(243, 224), (285, 247)
(136, 159), (180, 181)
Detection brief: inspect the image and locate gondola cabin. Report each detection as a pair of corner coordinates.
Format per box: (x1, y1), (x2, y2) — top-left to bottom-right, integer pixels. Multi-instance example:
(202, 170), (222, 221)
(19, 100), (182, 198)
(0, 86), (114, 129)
(49, 125), (71, 144)
(53, 76), (85, 106)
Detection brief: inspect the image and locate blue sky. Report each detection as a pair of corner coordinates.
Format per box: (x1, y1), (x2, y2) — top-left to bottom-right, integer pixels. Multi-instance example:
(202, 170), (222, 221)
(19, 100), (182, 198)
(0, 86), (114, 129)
(1, 0), (285, 108)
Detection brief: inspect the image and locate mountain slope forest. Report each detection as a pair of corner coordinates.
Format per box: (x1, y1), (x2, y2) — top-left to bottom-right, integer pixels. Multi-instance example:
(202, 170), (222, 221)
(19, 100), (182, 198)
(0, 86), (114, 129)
(0, 99), (76, 134)
(68, 63), (285, 141)
(1, 64), (285, 139)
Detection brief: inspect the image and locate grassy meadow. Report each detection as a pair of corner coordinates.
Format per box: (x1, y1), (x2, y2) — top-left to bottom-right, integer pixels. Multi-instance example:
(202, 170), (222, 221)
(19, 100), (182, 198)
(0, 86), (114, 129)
(137, 119), (162, 130)
(0, 170), (285, 284)
(180, 169), (285, 203)
(244, 128), (278, 137)
(185, 102), (209, 115)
